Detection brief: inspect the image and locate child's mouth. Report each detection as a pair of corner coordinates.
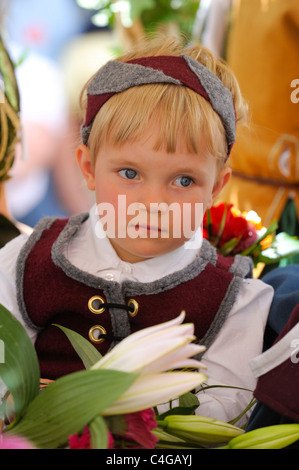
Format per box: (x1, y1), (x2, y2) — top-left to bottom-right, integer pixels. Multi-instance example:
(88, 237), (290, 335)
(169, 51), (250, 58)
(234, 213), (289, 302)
(128, 223), (169, 236)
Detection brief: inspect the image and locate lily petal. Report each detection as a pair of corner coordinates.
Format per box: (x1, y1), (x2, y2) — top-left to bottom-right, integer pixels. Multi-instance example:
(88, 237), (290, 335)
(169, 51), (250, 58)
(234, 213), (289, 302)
(140, 343), (206, 374)
(102, 372), (207, 415)
(92, 312), (188, 370)
(92, 312), (205, 374)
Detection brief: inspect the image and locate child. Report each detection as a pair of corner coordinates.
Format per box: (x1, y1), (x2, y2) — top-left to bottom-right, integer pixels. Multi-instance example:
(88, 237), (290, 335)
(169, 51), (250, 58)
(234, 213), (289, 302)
(0, 36), (274, 424)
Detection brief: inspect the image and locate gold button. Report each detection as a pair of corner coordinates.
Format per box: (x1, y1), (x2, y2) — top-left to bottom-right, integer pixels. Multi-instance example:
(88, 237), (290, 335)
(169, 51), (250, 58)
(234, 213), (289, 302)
(89, 325), (107, 343)
(127, 298), (139, 317)
(88, 295), (106, 314)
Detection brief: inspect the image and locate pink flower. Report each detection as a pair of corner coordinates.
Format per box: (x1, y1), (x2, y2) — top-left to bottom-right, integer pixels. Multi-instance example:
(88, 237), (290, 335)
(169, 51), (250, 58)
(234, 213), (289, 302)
(0, 434), (35, 449)
(107, 430), (115, 449)
(69, 426), (115, 449)
(69, 426), (91, 449)
(124, 409), (158, 449)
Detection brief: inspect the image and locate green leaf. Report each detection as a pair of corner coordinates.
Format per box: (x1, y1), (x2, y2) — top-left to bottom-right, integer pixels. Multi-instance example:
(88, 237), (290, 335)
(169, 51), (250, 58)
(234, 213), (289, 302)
(215, 204), (228, 244)
(130, 0), (156, 19)
(179, 391), (199, 409)
(157, 391), (200, 420)
(89, 414), (109, 449)
(9, 368), (137, 449)
(157, 393), (199, 420)
(218, 237), (241, 256)
(0, 304), (40, 420)
(157, 405), (199, 420)
(54, 324), (102, 369)
(206, 208), (212, 239)
(240, 220), (278, 256)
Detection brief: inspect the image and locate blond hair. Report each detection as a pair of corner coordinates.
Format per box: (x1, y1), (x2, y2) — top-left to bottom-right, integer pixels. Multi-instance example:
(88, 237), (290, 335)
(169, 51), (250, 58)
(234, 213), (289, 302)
(79, 36), (247, 166)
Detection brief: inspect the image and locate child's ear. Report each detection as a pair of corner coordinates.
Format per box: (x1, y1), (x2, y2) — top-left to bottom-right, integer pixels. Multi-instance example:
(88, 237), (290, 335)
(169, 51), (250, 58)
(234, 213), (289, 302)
(76, 144), (95, 191)
(208, 166), (232, 208)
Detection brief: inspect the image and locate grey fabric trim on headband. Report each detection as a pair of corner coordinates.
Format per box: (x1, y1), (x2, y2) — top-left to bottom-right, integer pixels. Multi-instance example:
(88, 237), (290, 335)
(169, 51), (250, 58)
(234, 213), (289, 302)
(182, 55), (236, 150)
(82, 54), (236, 154)
(82, 60), (183, 146)
(87, 60), (182, 95)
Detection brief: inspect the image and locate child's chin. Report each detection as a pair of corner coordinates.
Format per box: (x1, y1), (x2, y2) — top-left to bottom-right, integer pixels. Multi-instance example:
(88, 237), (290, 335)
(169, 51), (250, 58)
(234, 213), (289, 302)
(121, 239), (185, 262)
(109, 234), (187, 263)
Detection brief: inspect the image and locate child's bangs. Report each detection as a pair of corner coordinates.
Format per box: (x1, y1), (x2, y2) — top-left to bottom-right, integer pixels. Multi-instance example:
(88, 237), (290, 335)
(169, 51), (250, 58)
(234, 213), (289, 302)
(89, 84), (227, 162)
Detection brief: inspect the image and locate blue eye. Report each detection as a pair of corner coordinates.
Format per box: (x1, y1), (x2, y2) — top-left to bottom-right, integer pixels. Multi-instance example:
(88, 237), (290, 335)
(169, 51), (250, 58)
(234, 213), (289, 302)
(174, 176), (194, 187)
(119, 169), (138, 179)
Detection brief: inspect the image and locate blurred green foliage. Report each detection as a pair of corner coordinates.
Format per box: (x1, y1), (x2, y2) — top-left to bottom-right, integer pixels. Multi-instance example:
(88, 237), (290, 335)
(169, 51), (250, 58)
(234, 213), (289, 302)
(76, 0), (200, 39)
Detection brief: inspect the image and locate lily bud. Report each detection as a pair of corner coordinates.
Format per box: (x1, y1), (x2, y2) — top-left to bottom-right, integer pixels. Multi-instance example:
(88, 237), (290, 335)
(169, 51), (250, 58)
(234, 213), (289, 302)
(159, 414), (244, 446)
(226, 424), (299, 449)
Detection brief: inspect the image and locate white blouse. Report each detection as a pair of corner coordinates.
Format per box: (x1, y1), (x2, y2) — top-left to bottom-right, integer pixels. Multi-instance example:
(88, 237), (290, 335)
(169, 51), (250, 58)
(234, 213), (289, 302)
(0, 205), (274, 425)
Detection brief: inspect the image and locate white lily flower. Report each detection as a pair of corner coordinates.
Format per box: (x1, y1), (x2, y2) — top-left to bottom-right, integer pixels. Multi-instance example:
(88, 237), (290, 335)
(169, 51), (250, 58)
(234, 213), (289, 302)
(102, 371), (207, 415)
(92, 311), (206, 373)
(92, 311), (207, 415)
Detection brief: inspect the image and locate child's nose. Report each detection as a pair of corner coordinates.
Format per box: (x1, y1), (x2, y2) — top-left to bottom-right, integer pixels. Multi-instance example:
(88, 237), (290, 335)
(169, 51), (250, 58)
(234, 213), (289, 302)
(139, 183), (169, 209)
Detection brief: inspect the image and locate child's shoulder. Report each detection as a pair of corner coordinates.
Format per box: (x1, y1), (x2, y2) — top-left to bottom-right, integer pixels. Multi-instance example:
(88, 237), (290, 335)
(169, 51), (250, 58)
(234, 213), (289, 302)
(0, 232), (29, 280)
(0, 213), (88, 261)
(26, 212), (89, 243)
(0, 232), (29, 259)
(202, 239), (253, 279)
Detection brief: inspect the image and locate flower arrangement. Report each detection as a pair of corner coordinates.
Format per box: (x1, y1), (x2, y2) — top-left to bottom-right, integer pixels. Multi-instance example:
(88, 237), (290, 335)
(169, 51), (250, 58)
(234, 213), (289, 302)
(1, 304), (299, 450)
(203, 202), (299, 270)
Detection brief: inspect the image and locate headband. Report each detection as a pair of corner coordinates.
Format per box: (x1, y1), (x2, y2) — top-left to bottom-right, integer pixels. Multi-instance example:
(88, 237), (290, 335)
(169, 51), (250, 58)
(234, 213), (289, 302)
(81, 55), (236, 159)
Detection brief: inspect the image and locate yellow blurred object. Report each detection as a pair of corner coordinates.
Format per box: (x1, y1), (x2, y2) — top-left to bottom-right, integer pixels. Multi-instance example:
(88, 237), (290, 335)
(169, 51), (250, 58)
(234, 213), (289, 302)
(219, 0), (299, 227)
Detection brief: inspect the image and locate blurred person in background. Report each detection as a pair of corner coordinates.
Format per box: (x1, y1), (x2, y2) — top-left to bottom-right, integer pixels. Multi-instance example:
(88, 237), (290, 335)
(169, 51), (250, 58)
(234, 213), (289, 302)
(2, 0), (95, 227)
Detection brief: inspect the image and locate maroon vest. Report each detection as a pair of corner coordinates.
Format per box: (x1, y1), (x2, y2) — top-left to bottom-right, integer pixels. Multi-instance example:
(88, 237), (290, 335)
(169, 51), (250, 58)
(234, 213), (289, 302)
(16, 215), (251, 379)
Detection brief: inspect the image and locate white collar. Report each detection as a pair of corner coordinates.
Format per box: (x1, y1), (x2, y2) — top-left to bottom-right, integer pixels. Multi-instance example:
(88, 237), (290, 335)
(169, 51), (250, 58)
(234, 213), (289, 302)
(65, 204), (202, 284)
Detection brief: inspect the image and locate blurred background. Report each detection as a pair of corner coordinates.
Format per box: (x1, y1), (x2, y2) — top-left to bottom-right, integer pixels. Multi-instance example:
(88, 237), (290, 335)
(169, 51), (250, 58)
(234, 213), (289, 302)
(0, 0), (200, 228)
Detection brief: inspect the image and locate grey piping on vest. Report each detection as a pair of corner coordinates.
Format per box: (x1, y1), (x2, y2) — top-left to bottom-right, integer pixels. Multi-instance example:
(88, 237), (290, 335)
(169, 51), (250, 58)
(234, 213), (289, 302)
(229, 253), (253, 279)
(193, 274), (244, 360)
(51, 215), (215, 346)
(52, 212), (216, 296)
(52, 212), (102, 289)
(15, 216), (59, 332)
(122, 239), (217, 297)
(81, 55), (236, 152)
(51, 213), (132, 344)
(193, 255), (253, 359)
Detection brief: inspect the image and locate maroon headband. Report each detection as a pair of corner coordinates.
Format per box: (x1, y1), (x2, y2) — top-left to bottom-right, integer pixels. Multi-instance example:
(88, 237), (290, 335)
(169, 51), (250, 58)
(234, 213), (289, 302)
(82, 55), (236, 158)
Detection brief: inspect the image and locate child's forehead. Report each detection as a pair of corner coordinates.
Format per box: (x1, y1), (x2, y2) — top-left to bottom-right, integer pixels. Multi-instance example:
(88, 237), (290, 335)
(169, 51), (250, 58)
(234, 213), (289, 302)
(103, 121), (212, 158)
(89, 96), (226, 165)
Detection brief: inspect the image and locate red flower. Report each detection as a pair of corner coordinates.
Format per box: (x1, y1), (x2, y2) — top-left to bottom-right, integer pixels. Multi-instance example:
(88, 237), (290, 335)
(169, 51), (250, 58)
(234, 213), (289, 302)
(68, 410), (158, 449)
(203, 203), (258, 254)
(124, 409), (158, 449)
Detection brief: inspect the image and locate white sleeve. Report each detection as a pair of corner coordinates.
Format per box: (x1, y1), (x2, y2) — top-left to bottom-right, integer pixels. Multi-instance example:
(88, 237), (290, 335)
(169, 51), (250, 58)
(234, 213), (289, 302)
(0, 235), (38, 344)
(195, 278), (274, 425)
